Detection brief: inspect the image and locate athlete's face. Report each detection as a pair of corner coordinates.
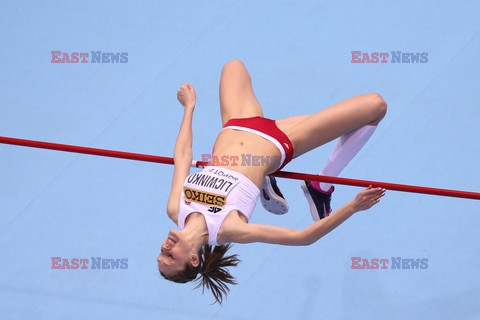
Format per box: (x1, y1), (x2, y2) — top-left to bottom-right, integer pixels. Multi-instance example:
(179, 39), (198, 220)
(157, 229), (196, 278)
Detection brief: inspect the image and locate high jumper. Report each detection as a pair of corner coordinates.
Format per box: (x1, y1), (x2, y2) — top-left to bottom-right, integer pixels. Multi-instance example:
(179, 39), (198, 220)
(159, 60), (387, 304)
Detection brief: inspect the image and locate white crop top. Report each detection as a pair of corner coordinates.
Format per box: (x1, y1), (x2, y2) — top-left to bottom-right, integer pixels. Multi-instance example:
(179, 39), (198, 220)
(178, 166), (260, 245)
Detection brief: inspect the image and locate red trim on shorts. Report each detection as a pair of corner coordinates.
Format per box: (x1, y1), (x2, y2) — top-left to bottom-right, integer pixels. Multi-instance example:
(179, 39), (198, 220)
(223, 116), (294, 171)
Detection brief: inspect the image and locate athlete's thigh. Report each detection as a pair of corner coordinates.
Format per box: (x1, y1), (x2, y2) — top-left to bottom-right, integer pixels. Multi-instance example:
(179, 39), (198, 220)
(219, 60), (263, 125)
(275, 114), (310, 134)
(284, 93), (386, 158)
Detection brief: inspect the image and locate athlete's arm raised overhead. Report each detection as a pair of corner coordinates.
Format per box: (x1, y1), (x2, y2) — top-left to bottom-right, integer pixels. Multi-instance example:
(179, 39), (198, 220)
(232, 187), (385, 246)
(166, 83), (196, 224)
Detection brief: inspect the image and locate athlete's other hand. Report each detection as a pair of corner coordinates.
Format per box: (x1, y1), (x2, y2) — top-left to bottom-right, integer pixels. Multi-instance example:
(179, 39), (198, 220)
(352, 186), (385, 212)
(177, 83), (196, 110)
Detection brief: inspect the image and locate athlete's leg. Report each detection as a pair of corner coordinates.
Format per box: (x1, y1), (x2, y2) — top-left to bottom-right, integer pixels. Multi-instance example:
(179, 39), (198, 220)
(219, 62), (299, 215)
(313, 124), (377, 192)
(277, 93), (387, 221)
(301, 123), (379, 220)
(219, 60), (263, 125)
(275, 114), (309, 134)
(217, 60), (281, 213)
(278, 93), (387, 157)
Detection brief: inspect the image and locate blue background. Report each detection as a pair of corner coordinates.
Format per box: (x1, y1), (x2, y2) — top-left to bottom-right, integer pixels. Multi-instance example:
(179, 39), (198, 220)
(1, 0), (479, 319)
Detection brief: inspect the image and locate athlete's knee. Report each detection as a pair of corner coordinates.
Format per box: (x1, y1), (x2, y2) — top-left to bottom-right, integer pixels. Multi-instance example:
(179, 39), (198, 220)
(222, 59), (247, 75)
(367, 92), (387, 120)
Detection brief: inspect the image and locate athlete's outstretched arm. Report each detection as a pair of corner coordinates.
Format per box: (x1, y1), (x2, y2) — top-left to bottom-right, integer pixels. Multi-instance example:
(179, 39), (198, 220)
(232, 187), (385, 245)
(166, 83), (196, 224)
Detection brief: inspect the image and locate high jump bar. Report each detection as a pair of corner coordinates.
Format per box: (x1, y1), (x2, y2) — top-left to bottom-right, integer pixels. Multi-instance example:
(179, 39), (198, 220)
(1, 135), (478, 200)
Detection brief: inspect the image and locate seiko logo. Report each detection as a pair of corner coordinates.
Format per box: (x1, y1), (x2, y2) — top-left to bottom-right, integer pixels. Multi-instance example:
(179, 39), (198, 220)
(183, 187), (226, 207)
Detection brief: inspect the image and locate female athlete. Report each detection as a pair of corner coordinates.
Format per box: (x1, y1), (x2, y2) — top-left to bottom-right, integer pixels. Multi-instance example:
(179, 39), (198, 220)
(158, 60), (387, 304)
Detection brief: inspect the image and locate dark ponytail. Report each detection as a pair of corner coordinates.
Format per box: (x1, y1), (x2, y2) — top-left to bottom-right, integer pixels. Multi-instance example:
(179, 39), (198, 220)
(160, 244), (240, 305)
(194, 244), (240, 304)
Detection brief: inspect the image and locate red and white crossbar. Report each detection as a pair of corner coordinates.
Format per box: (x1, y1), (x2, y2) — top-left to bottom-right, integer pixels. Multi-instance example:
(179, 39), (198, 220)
(1, 136), (478, 200)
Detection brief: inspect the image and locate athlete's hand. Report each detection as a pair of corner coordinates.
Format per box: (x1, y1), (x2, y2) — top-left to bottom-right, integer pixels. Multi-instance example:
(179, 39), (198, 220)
(351, 186), (385, 212)
(177, 83), (196, 110)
